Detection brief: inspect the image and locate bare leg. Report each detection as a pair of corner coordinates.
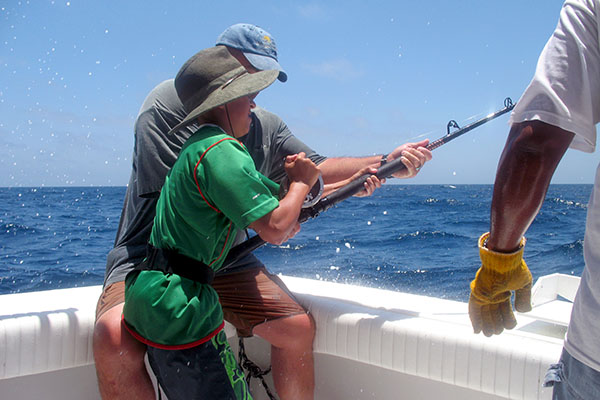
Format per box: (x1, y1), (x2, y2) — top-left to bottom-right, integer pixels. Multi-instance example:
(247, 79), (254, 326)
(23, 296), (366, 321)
(252, 313), (315, 400)
(93, 303), (155, 399)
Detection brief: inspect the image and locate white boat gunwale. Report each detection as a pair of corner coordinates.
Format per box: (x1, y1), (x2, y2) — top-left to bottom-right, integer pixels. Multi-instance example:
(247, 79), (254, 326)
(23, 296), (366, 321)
(0, 273), (575, 400)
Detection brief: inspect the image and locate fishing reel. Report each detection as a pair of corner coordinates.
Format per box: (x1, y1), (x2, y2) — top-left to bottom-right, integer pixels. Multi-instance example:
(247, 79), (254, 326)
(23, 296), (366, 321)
(278, 174), (324, 208)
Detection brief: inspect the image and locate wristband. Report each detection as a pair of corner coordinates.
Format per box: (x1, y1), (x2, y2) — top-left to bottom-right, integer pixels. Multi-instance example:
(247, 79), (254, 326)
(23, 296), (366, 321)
(380, 153), (389, 166)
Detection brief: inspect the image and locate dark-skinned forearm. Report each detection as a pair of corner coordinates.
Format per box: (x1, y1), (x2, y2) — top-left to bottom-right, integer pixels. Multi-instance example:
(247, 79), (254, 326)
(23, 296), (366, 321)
(488, 121), (574, 252)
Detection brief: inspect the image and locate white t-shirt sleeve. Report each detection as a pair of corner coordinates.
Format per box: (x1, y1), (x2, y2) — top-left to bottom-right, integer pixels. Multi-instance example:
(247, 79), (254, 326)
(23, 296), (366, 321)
(509, 0), (600, 153)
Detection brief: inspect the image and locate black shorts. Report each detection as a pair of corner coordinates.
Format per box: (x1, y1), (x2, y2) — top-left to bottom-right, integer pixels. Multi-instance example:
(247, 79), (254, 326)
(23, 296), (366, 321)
(146, 329), (250, 400)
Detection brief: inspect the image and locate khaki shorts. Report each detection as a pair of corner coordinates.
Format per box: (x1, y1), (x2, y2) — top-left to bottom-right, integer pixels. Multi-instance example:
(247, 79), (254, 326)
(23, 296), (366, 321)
(213, 266), (307, 337)
(96, 280), (126, 320)
(96, 266), (306, 337)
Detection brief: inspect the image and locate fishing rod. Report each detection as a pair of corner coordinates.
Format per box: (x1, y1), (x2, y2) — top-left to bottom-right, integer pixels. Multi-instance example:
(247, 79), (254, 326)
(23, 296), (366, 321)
(222, 97), (515, 268)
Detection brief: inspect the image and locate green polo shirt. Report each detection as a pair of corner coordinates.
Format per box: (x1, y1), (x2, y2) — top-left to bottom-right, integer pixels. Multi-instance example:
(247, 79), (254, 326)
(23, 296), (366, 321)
(124, 125), (279, 348)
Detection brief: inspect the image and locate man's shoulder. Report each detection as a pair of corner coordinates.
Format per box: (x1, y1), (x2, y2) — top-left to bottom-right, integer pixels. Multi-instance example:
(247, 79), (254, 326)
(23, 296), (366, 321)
(136, 79), (187, 128)
(138, 79), (179, 113)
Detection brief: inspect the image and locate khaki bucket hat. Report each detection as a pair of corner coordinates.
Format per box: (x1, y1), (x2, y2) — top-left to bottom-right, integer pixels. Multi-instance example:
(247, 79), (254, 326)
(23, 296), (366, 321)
(169, 46), (278, 134)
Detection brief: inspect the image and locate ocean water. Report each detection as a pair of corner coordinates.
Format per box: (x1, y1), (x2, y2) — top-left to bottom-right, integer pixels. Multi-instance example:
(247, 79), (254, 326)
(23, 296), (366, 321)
(0, 185), (591, 302)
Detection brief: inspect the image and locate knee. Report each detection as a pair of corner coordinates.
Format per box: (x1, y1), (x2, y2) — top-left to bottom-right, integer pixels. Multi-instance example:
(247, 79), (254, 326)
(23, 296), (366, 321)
(94, 315), (119, 348)
(254, 312), (316, 349)
(284, 313), (316, 347)
(303, 313), (316, 342)
(93, 307), (145, 368)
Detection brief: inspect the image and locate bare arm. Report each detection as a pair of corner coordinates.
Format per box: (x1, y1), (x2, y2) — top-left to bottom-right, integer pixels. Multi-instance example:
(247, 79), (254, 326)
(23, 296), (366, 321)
(318, 156), (380, 184)
(318, 139), (432, 194)
(487, 121), (574, 252)
(249, 153), (320, 245)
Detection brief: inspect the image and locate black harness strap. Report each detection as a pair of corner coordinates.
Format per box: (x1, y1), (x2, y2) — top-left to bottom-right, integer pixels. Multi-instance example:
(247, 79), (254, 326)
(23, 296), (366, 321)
(238, 337), (278, 400)
(134, 244), (215, 284)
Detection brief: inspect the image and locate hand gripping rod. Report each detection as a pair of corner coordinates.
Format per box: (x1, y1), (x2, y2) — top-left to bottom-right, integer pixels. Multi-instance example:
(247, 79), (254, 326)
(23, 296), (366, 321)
(222, 97), (515, 268)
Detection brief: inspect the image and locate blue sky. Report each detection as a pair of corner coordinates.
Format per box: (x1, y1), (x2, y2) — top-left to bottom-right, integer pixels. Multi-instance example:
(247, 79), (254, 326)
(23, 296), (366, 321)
(1, 0), (597, 187)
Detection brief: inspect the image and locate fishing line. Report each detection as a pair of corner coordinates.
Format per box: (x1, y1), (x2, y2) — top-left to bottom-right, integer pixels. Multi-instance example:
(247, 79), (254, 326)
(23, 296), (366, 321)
(408, 110), (488, 143)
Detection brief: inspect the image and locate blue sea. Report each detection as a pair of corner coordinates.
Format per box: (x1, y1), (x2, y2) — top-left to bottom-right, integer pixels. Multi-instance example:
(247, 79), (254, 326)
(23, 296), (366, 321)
(0, 185), (591, 302)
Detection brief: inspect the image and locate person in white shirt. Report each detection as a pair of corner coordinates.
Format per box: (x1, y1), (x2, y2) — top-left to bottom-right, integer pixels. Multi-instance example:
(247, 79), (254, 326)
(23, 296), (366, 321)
(468, 1), (600, 398)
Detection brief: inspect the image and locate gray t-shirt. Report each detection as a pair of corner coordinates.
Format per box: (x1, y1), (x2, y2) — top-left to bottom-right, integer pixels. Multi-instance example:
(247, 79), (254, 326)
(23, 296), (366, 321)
(104, 79), (326, 287)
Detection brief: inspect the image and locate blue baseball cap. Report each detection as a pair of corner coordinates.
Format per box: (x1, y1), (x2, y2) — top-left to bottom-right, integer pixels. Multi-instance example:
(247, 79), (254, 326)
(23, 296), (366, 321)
(216, 23), (287, 82)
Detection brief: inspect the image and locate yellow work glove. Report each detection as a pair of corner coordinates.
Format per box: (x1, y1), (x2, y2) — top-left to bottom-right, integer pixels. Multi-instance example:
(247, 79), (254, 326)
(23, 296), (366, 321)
(468, 232), (532, 336)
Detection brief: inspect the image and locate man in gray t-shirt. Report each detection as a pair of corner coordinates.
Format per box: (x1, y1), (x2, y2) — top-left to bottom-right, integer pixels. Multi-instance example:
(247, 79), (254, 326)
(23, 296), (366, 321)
(93, 24), (431, 400)
(102, 79), (326, 290)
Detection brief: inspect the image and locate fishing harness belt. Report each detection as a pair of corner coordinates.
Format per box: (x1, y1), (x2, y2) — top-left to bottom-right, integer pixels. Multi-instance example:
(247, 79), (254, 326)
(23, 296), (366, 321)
(134, 244), (215, 284)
